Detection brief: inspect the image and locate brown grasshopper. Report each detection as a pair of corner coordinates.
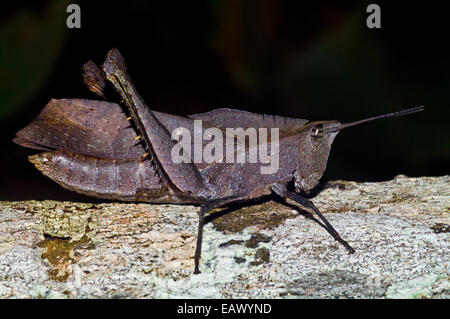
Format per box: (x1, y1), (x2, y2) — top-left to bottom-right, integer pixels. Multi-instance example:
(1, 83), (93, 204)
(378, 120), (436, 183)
(14, 48), (424, 273)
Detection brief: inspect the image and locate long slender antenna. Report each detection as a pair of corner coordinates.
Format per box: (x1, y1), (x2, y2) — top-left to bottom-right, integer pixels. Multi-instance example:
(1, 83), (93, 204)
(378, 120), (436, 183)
(339, 106), (424, 130)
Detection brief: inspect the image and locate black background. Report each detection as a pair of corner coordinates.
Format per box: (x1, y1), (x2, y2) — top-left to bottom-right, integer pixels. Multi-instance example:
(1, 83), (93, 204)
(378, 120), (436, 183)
(1, 0), (448, 201)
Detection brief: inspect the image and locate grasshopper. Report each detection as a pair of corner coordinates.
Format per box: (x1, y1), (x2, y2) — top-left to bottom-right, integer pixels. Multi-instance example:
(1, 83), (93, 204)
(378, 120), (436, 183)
(14, 48), (424, 273)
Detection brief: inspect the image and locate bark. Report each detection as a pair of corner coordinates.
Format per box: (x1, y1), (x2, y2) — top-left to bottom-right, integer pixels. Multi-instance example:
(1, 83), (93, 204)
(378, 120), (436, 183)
(0, 175), (448, 298)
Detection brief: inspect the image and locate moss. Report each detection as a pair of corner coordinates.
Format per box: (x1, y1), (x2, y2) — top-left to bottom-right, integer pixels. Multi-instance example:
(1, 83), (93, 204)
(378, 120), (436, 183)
(38, 233), (91, 282)
(31, 201), (98, 282)
(218, 239), (244, 248)
(35, 201), (98, 241)
(217, 232), (272, 267)
(250, 248), (270, 266)
(245, 233), (271, 248)
(211, 201), (297, 234)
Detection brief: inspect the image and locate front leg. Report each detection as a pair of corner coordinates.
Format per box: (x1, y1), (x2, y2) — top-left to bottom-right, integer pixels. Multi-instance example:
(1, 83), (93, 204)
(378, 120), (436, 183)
(102, 48), (206, 196)
(271, 183), (355, 254)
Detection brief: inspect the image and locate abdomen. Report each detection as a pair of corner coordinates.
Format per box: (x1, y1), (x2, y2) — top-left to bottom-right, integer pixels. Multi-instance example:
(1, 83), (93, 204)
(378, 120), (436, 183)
(29, 150), (172, 202)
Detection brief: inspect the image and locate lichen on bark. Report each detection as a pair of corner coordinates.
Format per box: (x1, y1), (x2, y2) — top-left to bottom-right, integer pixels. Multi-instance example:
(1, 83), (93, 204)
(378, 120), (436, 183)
(0, 175), (448, 298)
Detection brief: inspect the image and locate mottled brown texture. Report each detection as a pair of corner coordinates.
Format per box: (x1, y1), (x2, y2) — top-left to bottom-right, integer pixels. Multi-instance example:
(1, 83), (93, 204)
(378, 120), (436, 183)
(29, 150), (165, 201)
(102, 48), (205, 195)
(82, 60), (106, 99)
(14, 98), (145, 159)
(13, 48), (425, 274)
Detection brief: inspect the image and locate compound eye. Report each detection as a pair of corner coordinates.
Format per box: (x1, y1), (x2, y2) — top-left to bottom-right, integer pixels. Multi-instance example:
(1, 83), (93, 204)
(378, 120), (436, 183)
(310, 124), (324, 142)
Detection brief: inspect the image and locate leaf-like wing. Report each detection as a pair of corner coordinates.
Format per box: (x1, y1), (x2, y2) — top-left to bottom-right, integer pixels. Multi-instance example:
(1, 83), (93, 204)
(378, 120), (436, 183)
(14, 99), (145, 159)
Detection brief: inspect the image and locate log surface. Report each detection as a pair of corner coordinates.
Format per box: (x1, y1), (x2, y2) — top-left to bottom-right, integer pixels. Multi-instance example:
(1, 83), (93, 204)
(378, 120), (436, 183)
(0, 175), (448, 298)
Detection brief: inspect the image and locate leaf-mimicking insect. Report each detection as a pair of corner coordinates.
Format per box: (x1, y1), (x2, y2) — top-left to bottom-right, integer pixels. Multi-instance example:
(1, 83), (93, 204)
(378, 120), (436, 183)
(14, 48), (424, 273)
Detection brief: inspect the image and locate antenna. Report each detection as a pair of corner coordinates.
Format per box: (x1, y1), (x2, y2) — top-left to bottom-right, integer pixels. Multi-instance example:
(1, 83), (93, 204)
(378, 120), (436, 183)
(339, 106), (424, 130)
